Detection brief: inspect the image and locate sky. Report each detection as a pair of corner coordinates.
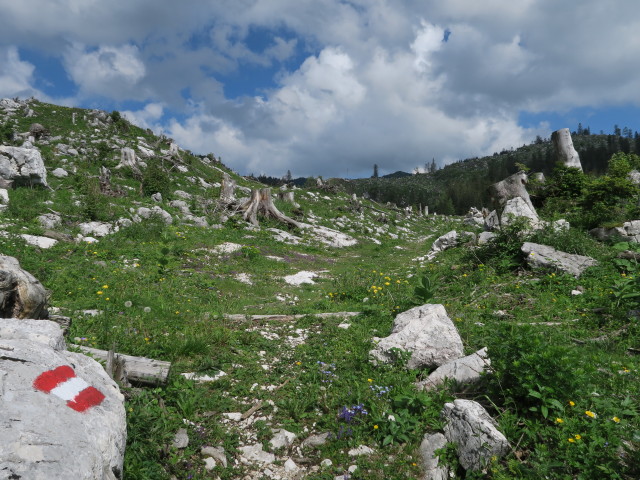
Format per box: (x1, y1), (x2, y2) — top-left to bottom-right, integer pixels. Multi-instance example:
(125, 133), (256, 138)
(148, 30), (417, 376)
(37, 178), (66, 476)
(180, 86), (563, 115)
(2, 1), (640, 179)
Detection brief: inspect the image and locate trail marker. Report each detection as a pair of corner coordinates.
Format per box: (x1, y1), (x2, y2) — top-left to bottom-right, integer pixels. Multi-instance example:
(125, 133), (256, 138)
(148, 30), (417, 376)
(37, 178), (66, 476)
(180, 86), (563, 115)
(33, 365), (105, 412)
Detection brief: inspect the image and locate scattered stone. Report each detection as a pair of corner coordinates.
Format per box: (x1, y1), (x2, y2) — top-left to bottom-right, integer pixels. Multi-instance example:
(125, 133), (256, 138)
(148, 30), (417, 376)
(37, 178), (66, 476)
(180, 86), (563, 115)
(79, 221), (116, 238)
(269, 429), (296, 449)
(302, 432), (330, 449)
(348, 445), (374, 457)
(51, 167), (69, 178)
(370, 304), (464, 369)
(172, 428), (189, 449)
(284, 271), (318, 286)
(181, 371), (227, 383)
(201, 446), (227, 467)
(19, 233), (58, 249)
(416, 348), (490, 391)
(135, 206), (173, 225)
(522, 242), (598, 278)
(222, 412), (243, 422)
(477, 232), (496, 245)
(268, 228), (302, 245)
(203, 457), (217, 471)
(38, 213), (62, 230)
(441, 399), (510, 471)
(419, 433), (450, 480)
(238, 444), (276, 465)
(284, 458), (298, 472)
(212, 242), (243, 254)
(320, 459), (333, 468)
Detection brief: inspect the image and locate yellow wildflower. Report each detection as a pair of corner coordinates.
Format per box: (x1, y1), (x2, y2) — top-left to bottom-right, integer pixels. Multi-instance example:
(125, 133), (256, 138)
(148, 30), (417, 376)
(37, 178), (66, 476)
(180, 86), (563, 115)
(585, 410), (596, 418)
(555, 418), (564, 424)
(96, 290), (103, 295)
(373, 425), (379, 430)
(612, 416), (621, 423)
(569, 401), (575, 407)
(574, 434), (581, 440)
(568, 438), (575, 443)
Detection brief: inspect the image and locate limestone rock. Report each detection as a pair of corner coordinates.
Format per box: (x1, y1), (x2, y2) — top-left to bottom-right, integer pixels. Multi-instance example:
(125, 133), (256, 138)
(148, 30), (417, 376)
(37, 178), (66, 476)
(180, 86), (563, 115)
(552, 128), (582, 171)
(269, 429), (296, 449)
(430, 230), (458, 255)
(484, 210), (500, 231)
(0, 319), (127, 480)
(500, 196), (540, 228)
(477, 232), (496, 245)
(238, 444), (275, 465)
(284, 271), (318, 286)
(416, 348), (490, 391)
(0, 144), (48, 187)
(301, 223), (357, 248)
(79, 221), (117, 238)
(419, 433), (450, 480)
(348, 445), (374, 457)
(522, 242), (598, 278)
(172, 428), (189, 449)
(51, 167), (69, 178)
(441, 399), (510, 471)
(0, 255), (49, 319)
(38, 213), (62, 230)
(302, 432), (330, 449)
(370, 304), (464, 369)
(201, 446), (227, 468)
(135, 206), (173, 225)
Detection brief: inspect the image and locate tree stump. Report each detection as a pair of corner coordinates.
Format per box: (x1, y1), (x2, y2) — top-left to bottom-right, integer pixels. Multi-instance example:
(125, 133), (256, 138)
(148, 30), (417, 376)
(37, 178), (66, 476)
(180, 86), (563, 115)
(240, 188), (301, 228)
(552, 128), (583, 171)
(488, 171), (535, 213)
(221, 173), (237, 203)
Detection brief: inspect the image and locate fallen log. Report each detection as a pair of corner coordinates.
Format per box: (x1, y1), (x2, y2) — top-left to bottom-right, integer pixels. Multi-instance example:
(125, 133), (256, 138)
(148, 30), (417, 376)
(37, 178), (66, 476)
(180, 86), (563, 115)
(71, 344), (171, 386)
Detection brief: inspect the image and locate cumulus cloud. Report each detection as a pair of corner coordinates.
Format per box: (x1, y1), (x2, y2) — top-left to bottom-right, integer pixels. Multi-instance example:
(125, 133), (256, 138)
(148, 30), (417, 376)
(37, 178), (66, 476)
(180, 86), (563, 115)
(0, 46), (39, 98)
(2, 0), (640, 177)
(63, 44), (146, 99)
(122, 103), (164, 130)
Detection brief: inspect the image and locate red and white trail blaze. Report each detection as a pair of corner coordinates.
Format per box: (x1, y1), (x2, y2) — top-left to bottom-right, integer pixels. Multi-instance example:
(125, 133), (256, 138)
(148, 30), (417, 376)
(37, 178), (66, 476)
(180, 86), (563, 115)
(33, 365), (106, 412)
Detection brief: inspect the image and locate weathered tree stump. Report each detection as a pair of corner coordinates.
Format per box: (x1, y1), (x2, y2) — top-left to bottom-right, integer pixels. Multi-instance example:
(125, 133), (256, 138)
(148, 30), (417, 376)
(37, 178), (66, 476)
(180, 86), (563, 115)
(240, 188), (301, 228)
(221, 173), (237, 203)
(552, 128), (583, 171)
(488, 171), (535, 212)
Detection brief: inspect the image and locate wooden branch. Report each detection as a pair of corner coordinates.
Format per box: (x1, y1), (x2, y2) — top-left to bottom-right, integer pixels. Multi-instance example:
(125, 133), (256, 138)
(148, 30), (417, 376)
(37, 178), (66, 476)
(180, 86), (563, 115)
(72, 344), (171, 386)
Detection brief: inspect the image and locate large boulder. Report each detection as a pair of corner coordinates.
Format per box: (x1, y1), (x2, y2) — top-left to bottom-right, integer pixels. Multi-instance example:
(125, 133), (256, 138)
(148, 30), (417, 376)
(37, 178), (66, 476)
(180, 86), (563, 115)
(441, 399), (510, 471)
(370, 304), (464, 369)
(0, 319), (126, 479)
(590, 220), (640, 243)
(522, 242), (598, 278)
(0, 144), (48, 187)
(0, 255), (49, 319)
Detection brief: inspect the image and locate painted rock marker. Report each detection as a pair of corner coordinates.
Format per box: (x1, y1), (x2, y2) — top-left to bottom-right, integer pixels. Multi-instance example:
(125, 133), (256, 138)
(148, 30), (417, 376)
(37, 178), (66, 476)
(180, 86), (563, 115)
(33, 365), (105, 412)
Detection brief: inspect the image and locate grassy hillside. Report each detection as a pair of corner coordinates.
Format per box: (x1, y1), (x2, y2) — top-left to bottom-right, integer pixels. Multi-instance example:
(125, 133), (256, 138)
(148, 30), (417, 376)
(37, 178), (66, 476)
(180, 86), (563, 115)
(341, 131), (640, 216)
(0, 99), (638, 479)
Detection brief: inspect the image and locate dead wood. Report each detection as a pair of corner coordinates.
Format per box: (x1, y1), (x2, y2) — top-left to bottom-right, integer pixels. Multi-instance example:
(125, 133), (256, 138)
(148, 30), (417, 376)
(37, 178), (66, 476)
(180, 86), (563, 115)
(72, 344), (171, 386)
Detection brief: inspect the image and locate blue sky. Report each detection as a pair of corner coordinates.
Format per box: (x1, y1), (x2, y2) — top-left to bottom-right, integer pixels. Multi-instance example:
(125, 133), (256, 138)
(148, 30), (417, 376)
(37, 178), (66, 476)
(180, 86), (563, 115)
(2, 1), (640, 178)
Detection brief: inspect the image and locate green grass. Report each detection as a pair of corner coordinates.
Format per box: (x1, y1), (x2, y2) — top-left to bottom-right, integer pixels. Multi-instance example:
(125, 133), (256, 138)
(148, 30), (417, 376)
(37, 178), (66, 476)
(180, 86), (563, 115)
(1, 99), (638, 479)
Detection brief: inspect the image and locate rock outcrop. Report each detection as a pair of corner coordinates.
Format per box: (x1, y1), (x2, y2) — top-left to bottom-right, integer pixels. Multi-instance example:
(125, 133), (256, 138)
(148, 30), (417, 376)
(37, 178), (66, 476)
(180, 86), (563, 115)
(0, 319), (127, 479)
(0, 143), (48, 187)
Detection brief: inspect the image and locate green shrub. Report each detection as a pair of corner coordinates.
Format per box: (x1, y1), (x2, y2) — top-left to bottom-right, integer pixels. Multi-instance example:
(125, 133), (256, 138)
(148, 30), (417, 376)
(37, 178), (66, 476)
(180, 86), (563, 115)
(141, 160), (170, 197)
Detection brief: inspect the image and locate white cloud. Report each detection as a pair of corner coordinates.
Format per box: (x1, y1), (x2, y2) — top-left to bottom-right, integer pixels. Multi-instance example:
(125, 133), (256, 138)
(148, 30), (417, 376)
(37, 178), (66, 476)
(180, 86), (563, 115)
(2, 1), (640, 177)
(63, 44), (146, 98)
(122, 103), (164, 130)
(0, 46), (38, 98)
